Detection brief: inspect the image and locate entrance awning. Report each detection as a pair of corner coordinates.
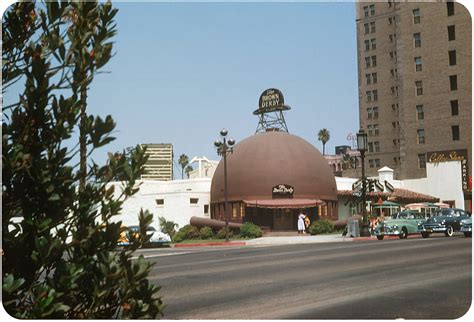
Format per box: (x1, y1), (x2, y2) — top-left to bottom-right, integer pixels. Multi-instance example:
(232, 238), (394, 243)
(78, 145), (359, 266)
(243, 198), (324, 209)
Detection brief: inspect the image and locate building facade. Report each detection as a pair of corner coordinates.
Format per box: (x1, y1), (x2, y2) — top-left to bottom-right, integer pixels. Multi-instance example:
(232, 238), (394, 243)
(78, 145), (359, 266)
(356, 1), (471, 180)
(140, 143), (174, 181)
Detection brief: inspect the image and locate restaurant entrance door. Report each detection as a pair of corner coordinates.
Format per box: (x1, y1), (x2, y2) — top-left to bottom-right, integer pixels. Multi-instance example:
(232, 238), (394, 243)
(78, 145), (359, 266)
(273, 208), (295, 230)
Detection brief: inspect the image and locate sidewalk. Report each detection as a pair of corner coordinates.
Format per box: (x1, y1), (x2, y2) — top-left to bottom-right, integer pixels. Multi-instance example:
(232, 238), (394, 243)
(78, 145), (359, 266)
(171, 233), (422, 248)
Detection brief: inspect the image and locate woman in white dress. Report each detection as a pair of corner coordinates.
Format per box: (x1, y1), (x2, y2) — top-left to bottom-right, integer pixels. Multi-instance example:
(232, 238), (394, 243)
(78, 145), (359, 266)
(297, 213), (305, 234)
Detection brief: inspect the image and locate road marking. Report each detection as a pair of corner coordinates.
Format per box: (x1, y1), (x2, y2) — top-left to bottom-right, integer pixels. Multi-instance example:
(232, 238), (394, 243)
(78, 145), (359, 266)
(132, 252), (191, 260)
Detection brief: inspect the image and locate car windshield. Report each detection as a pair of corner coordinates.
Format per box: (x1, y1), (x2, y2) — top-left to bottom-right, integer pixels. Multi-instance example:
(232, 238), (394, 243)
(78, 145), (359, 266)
(128, 226), (140, 232)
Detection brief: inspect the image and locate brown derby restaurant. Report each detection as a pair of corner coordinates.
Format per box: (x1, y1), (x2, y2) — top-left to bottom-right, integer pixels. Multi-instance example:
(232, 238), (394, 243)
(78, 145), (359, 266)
(209, 131), (339, 231)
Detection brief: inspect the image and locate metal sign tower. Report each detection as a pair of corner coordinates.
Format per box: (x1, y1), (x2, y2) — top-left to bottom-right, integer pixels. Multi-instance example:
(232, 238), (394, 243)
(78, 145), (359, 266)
(253, 88), (291, 133)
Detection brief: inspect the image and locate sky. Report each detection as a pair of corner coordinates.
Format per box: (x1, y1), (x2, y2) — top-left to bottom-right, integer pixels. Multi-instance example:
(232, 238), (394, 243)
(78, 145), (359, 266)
(4, 1), (360, 177)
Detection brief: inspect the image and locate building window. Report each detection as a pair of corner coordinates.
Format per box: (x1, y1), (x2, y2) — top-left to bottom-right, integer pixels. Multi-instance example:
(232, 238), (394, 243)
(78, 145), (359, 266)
(365, 40), (370, 52)
(366, 91), (372, 102)
(363, 6), (369, 17)
(388, 17), (393, 25)
(364, 23), (370, 34)
(447, 2), (455, 16)
(449, 50), (456, 66)
(366, 73), (371, 85)
(372, 72), (377, 84)
(417, 129), (425, 144)
(155, 199), (164, 206)
(372, 90), (378, 101)
(414, 33), (421, 47)
(416, 105), (424, 120)
(190, 198), (199, 204)
(415, 81), (423, 96)
(368, 142), (374, 153)
(370, 21), (376, 33)
(367, 107), (373, 119)
(375, 159), (381, 168)
(371, 56), (377, 67)
(393, 139), (397, 146)
(374, 124), (379, 136)
(392, 121), (397, 129)
(370, 4), (375, 16)
(415, 57), (422, 71)
(368, 124), (374, 136)
(450, 75), (457, 90)
(204, 204), (209, 214)
(371, 38), (376, 50)
(232, 204), (238, 218)
(365, 56), (371, 68)
(393, 157), (398, 164)
(389, 34), (393, 43)
(413, 9), (421, 24)
(374, 141), (380, 152)
(448, 25), (456, 41)
(451, 100), (459, 115)
(373, 106), (379, 118)
(418, 154), (426, 169)
(452, 125), (460, 141)
(369, 159), (375, 168)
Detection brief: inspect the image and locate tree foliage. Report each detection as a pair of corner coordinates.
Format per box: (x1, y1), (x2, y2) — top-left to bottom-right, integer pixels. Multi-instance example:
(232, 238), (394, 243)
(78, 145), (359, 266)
(2, 1), (163, 318)
(317, 128), (330, 155)
(178, 153), (189, 179)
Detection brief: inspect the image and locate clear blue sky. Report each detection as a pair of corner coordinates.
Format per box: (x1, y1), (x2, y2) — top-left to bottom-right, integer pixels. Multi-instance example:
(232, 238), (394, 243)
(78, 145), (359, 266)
(7, 1), (360, 176)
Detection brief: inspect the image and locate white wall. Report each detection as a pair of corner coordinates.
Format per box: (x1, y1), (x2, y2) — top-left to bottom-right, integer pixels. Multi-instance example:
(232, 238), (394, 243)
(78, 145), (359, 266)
(402, 161), (464, 209)
(108, 178), (212, 230)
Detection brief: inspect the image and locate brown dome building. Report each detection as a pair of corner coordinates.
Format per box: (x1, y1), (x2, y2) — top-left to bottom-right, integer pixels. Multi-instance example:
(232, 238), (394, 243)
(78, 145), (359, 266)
(210, 131), (338, 230)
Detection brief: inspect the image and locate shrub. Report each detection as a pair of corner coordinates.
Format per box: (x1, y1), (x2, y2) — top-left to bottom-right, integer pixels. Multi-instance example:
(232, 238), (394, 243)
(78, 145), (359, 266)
(199, 226), (214, 239)
(239, 222), (263, 238)
(172, 225), (200, 242)
(217, 227), (233, 239)
(308, 219), (335, 235)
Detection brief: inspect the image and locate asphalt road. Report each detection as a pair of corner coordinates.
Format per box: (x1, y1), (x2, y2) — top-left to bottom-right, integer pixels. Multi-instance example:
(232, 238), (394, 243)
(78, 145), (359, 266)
(141, 235), (472, 319)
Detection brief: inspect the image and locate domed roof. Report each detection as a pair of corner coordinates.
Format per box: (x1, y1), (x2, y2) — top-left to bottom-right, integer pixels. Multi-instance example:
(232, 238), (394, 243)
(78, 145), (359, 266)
(211, 131), (337, 203)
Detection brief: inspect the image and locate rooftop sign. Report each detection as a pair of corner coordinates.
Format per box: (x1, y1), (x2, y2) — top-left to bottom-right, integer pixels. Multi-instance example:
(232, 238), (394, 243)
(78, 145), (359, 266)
(255, 88), (290, 115)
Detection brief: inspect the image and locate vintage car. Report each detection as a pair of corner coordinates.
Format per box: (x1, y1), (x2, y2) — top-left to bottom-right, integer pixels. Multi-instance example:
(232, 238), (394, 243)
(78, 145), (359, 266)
(417, 208), (470, 238)
(460, 217), (472, 237)
(374, 210), (426, 240)
(118, 225), (171, 246)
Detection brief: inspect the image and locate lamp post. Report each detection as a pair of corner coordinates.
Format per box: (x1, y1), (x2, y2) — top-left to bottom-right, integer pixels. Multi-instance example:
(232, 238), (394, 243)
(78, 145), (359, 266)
(356, 128), (370, 237)
(214, 129), (235, 242)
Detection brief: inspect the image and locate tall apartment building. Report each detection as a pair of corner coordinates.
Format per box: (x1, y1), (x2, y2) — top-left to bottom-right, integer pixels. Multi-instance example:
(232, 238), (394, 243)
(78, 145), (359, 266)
(356, 1), (471, 181)
(140, 143), (174, 181)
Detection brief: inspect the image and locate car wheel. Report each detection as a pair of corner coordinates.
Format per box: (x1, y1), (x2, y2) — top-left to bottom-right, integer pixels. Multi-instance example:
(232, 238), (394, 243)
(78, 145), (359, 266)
(376, 235), (384, 240)
(399, 227), (408, 239)
(464, 232), (472, 237)
(421, 232), (430, 238)
(444, 226), (454, 237)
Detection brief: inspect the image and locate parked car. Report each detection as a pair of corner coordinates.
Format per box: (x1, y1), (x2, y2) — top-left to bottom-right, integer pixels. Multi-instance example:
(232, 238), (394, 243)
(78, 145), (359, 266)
(417, 208), (470, 238)
(460, 217), (472, 237)
(118, 225), (171, 247)
(374, 210), (426, 240)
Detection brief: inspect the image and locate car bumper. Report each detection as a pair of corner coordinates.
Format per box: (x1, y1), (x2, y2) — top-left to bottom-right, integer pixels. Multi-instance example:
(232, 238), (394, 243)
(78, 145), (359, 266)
(418, 226), (447, 233)
(460, 226), (472, 233)
(374, 230), (401, 236)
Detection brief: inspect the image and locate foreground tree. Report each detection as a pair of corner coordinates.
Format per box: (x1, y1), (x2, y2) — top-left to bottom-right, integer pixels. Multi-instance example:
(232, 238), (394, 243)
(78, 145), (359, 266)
(317, 128), (330, 155)
(2, 1), (163, 318)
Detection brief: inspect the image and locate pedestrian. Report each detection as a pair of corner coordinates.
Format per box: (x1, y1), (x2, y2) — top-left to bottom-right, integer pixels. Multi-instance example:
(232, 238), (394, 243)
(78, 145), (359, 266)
(304, 215), (311, 233)
(297, 212), (305, 234)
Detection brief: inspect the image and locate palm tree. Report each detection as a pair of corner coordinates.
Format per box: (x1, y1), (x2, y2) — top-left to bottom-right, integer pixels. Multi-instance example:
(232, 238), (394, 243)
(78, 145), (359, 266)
(185, 165), (194, 178)
(317, 128), (330, 155)
(178, 154), (189, 179)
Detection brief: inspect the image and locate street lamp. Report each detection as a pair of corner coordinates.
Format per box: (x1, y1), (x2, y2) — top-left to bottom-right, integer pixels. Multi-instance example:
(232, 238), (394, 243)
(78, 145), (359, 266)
(356, 128), (370, 237)
(214, 128), (235, 242)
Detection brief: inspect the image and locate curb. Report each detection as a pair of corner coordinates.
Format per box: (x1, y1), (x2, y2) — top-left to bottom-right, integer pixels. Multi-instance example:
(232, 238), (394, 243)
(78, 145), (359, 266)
(173, 241), (247, 248)
(353, 234), (422, 241)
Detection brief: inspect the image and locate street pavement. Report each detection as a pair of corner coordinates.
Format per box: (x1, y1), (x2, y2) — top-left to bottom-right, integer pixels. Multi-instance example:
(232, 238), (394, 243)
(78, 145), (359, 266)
(140, 234), (472, 319)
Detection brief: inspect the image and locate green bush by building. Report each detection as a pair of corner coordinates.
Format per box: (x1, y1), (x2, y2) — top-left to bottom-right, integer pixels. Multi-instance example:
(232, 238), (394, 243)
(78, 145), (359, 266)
(308, 220), (334, 235)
